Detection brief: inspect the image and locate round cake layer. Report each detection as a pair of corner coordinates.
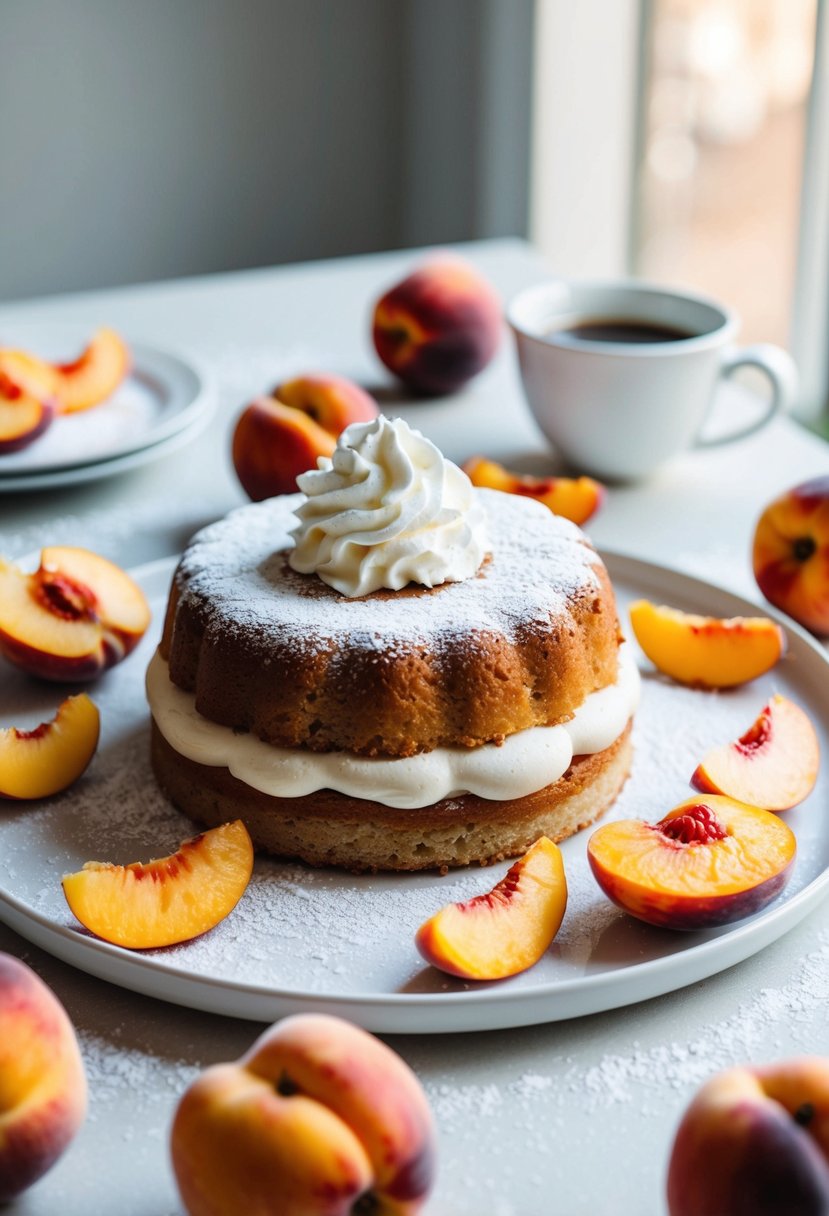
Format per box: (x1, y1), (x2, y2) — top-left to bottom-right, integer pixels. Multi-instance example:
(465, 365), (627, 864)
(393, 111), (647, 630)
(160, 489), (622, 757)
(151, 721), (633, 872)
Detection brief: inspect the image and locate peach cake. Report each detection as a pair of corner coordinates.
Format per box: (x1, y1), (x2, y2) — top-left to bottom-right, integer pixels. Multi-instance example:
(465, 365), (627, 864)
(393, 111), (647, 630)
(147, 416), (639, 871)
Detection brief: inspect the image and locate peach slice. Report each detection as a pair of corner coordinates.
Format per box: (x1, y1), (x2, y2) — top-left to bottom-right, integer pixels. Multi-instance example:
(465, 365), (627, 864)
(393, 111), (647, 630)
(0, 546), (150, 682)
(463, 456), (605, 525)
(692, 694), (820, 811)
(62, 820), (254, 949)
(54, 327), (130, 413)
(0, 695), (100, 800)
(629, 599), (786, 688)
(0, 371), (56, 454)
(0, 349), (61, 401)
(415, 836), (567, 980)
(587, 795), (796, 930)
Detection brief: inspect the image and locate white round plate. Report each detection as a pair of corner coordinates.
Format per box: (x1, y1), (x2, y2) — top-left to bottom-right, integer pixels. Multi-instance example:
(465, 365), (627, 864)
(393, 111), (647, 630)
(0, 553), (827, 1034)
(0, 323), (212, 480)
(0, 412), (213, 494)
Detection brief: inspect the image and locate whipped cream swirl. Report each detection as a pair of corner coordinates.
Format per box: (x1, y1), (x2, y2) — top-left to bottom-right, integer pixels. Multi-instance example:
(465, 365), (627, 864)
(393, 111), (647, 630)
(289, 416), (488, 597)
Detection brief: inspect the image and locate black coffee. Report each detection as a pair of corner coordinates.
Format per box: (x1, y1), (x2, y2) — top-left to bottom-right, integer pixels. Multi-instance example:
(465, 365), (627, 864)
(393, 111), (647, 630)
(548, 317), (696, 346)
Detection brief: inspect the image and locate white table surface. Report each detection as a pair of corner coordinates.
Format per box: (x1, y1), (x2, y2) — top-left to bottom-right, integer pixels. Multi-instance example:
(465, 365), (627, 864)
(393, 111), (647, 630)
(1, 238), (828, 1216)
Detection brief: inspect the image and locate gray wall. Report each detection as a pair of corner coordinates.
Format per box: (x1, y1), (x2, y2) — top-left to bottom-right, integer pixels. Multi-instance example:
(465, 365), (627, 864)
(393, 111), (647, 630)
(0, 0), (533, 301)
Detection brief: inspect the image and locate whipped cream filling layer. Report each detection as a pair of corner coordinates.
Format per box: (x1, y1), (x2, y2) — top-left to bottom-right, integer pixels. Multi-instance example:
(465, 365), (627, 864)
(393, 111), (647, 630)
(148, 647), (640, 810)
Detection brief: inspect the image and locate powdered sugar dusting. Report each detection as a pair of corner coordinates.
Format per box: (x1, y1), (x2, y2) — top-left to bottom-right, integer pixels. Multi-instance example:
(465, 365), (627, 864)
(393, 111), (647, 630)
(174, 488), (604, 653)
(0, 558), (826, 1021)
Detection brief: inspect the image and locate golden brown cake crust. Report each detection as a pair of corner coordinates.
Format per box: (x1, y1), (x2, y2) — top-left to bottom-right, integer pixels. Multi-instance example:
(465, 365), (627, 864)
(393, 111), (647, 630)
(160, 489), (622, 758)
(151, 720), (633, 872)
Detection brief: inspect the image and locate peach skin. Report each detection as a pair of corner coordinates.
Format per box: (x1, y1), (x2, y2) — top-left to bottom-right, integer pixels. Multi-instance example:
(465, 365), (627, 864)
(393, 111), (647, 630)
(0, 546), (150, 682)
(0, 694), (100, 800)
(588, 795), (796, 930)
(667, 1058), (829, 1216)
(629, 599), (786, 688)
(753, 476), (829, 635)
(0, 953), (86, 1202)
(463, 456), (604, 525)
(692, 693), (819, 811)
(416, 836), (567, 980)
(62, 819), (253, 949)
(372, 255), (501, 395)
(232, 375), (379, 501)
(170, 1012), (436, 1216)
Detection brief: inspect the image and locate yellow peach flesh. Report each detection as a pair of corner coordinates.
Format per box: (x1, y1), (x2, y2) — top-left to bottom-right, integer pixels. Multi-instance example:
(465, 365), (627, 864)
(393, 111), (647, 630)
(416, 836), (567, 980)
(0, 350), (60, 400)
(463, 456), (604, 525)
(588, 795), (796, 929)
(692, 694), (820, 810)
(55, 328), (130, 413)
(62, 820), (254, 949)
(629, 599), (785, 688)
(0, 560), (102, 660)
(0, 695), (100, 800)
(40, 547), (150, 639)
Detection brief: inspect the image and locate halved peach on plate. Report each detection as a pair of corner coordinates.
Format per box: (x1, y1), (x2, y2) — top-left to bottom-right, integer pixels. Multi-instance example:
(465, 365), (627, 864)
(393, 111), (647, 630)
(0, 695), (100, 800)
(587, 795), (796, 930)
(415, 836), (567, 980)
(692, 694), (819, 811)
(0, 371), (56, 454)
(629, 600), (786, 688)
(54, 327), (130, 413)
(62, 820), (254, 949)
(463, 456), (605, 525)
(0, 547), (150, 681)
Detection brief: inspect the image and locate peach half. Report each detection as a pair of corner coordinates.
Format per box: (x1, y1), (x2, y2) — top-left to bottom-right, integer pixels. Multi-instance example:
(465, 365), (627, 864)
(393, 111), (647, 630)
(0, 694), (100, 800)
(62, 820), (253, 949)
(171, 1013), (436, 1216)
(415, 836), (567, 980)
(232, 375), (379, 501)
(753, 476), (829, 636)
(667, 1057), (829, 1216)
(463, 456), (605, 526)
(0, 546), (150, 682)
(587, 796), (796, 930)
(0, 953), (87, 1202)
(54, 327), (130, 413)
(0, 370), (56, 454)
(629, 599), (786, 688)
(692, 694), (820, 811)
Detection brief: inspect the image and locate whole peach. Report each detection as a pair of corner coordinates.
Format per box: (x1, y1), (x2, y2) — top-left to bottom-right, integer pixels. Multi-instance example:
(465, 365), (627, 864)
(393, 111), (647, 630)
(372, 256), (502, 395)
(0, 953), (87, 1201)
(753, 476), (829, 635)
(171, 1013), (436, 1216)
(667, 1059), (829, 1215)
(232, 375), (379, 501)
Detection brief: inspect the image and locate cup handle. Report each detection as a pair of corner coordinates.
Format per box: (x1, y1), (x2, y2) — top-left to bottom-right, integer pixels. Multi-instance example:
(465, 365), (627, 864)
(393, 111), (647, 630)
(694, 343), (798, 448)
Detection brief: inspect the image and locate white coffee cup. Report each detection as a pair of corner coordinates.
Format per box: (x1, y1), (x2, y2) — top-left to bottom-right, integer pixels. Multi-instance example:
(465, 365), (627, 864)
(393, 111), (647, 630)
(508, 279), (798, 481)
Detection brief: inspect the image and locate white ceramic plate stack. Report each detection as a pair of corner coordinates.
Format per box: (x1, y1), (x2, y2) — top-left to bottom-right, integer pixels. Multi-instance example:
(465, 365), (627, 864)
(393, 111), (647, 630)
(0, 323), (213, 493)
